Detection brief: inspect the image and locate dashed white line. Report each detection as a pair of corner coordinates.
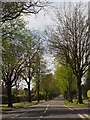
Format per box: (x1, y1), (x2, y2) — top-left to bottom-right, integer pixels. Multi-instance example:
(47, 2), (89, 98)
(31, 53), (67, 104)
(78, 114), (85, 119)
(44, 104), (49, 113)
(65, 105), (90, 119)
(68, 107), (74, 111)
(39, 104), (49, 120)
(84, 114), (90, 119)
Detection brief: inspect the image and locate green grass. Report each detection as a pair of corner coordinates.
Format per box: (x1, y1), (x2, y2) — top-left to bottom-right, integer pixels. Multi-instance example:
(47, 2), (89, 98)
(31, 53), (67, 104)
(13, 101), (38, 108)
(2, 100), (45, 112)
(64, 100), (88, 107)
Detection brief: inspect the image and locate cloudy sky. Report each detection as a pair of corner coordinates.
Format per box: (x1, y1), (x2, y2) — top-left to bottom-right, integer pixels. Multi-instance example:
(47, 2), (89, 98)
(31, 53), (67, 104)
(23, 0), (89, 73)
(21, 0), (90, 88)
(24, 0), (89, 31)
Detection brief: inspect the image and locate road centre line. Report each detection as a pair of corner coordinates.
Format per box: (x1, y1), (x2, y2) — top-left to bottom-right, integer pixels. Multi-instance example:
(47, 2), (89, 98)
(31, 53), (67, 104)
(78, 114), (85, 119)
(44, 104), (49, 113)
(84, 114), (90, 119)
(38, 104), (49, 120)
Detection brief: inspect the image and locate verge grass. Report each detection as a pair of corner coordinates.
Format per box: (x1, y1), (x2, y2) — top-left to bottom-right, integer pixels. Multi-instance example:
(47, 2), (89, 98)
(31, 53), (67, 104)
(2, 100), (45, 112)
(64, 99), (88, 107)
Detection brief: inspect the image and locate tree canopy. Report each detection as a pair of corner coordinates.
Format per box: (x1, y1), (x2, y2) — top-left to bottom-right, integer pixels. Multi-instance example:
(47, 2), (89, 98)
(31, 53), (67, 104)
(1, 1), (48, 24)
(48, 3), (90, 103)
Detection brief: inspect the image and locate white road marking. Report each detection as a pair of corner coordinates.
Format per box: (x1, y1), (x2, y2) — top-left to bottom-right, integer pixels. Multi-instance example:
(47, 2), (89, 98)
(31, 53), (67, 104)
(65, 105), (90, 119)
(68, 107), (74, 111)
(78, 114), (85, 119)
(84, 114), (90, 119)
(39, 104), (49, 120)
(44, 104), (49, 113)
(11, 113), (21, 118)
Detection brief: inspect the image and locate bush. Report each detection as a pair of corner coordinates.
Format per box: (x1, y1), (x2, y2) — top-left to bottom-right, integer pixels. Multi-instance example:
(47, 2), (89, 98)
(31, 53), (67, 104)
(87, 90), (90, 99)
(2, 95), (28, 104)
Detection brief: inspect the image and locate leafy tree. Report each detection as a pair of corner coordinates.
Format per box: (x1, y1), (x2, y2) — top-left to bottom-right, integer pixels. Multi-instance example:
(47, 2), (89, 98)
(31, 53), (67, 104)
(2, 40), (24, 107)
(41, 74), (53, 101)
(34, 43), (47, 102)
(41, 73), (61, 100)
(87, 90), (90, 99)
(54, 64), (77, 102)
(85, 67), (90, 91)
(20, 32), (42, 103)
(82, 67), (90, 98)
(49, 3), (90, 103)
(2, 19), (27, 107)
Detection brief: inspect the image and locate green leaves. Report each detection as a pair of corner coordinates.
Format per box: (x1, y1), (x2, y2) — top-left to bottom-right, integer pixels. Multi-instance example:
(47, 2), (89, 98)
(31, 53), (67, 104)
(54, 64), (76, 93)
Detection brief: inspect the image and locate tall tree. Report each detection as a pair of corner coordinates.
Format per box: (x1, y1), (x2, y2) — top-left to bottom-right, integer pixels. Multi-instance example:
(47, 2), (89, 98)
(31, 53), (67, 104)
(20, 32), (42, 103)
(48, 3), (90, 103)
(2, 19), (27, 107)
(34, 41), (47, 102)
(85, 67), (90, 91)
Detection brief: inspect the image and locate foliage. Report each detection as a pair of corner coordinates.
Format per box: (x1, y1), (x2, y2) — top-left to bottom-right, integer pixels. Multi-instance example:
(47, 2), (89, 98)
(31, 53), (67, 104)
(82, 67), (90, 98)
(12, 88), (26, 97)
(2, 18), (34, 107)
(48, 3), (90, 103)
(54, 64), (77, 101)
(85, 68), (90, 91)
(55, 65), (76, 92)
(87, 90), (90, 98)
(64, 100), (88, 107)
(41, 73), (61, 100)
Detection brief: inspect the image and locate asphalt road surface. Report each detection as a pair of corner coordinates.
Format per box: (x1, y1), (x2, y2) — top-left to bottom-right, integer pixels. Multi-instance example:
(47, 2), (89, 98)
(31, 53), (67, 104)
(1, 95), (90, 120)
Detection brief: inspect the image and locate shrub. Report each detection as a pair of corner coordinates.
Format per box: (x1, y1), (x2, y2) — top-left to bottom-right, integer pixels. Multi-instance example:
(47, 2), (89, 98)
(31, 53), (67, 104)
(87, 90), (90, 99)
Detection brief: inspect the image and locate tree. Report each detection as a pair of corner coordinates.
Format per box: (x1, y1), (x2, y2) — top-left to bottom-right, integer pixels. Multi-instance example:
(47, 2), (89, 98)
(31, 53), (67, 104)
(2, 40), (24, 107)
(20, 32), (42, 103)
(48, 3), (90, 103)
(2, 19), (27, 107)
(41, 73), (61, 101)
(41, 74), (53, 101)
(55, 64), (76, 102)
(34, 41), (47, 102)
(82, 66), (90, 98)
(1, 1), (48, 25)
(85, 66), (90, 91)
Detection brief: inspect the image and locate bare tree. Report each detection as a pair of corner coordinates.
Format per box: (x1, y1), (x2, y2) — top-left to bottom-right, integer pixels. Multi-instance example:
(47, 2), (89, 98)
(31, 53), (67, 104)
(48, 3), (90, 103)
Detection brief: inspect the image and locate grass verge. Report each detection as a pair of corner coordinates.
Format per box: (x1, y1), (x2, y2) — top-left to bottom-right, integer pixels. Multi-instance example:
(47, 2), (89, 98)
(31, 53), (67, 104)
(64, 100), (88, 107)
(2, 100), (45, 112)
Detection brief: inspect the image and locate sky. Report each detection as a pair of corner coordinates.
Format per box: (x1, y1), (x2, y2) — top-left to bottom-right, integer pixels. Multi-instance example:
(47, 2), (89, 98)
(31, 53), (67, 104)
(24, 0), (89, 31)
(21, 0), (89, 88)
(24, 0), (89, 71)
(23, 0), (89, 70)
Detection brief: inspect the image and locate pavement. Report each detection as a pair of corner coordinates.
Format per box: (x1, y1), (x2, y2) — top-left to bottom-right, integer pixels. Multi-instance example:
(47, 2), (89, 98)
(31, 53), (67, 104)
(1, 96), (90, 120)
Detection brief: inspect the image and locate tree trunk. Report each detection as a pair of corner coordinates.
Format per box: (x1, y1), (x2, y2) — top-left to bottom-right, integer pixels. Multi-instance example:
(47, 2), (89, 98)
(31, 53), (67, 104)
(77, 75), (83, 104)
(37, 80), (40, 103)
(27, 82), (32, 102)
(7, 84), (13, 107)
(68, 80), (73, 103)
(45, 91), (48, 101)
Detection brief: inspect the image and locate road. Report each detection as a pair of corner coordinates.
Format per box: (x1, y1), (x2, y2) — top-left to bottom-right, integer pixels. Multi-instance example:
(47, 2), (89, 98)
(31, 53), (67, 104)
(2, 96), (90, 120)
